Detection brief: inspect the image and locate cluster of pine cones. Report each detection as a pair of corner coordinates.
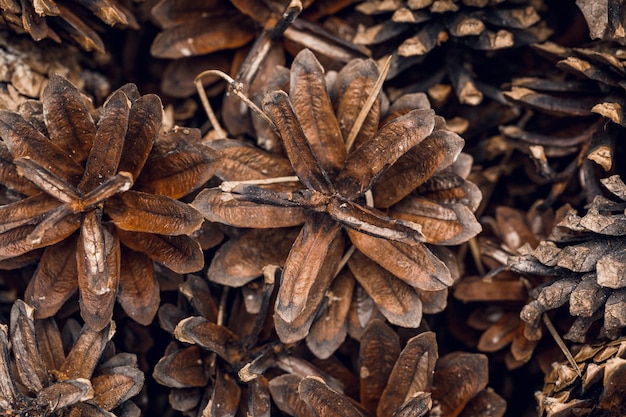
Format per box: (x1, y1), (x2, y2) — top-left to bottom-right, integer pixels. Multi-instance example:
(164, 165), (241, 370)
(1, 1), (626, 416)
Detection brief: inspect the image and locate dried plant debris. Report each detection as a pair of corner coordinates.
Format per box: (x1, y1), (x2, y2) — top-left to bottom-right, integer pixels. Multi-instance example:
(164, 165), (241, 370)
(192, 49), (481, 355)
(0, 74), (218, 330)
(0, 29), (88, 112)
(454, 202), (560, 369)
(511, 175), (626, 343)
(270, 319), (506, 417)
(352, 0), (551, 83)
(153, 272), (283, 416)
(498, 39), (626, 206)
(0, 0), (138, 52)
(506, 41), (626, 127)
(150, 0), (363, 98)
(0, 299), (144, 416)
(537, 336), (626, 417)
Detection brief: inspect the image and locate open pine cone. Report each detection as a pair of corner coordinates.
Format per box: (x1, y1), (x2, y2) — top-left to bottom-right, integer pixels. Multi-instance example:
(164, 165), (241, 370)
(506, 40), (626, 128)
(454, 202), (560, 369)
(192, 48), (482, 357)
(270, 319), (506, 417)
(511, 175), (626, 343)
(0, 300), (144, 416)
(351, 0), (552, 107)
(498, 39), (626, 208)
(153, 272), (282, 416)
(537, 336), (626, 416)
(0, 0), (138, 52)
(0, 74), (218, 330)
(149, 0), (363, 98)
(354, 0), (551, 57)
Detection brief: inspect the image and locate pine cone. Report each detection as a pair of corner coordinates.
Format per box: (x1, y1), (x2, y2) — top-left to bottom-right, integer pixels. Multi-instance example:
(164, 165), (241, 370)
(351, 0), (552, 105)
(454, 203), (559, 369)
(510, 41), (626, 128)
(270, 319), (506, 417)
(153, 273), (279, 416)
(0, 0), (138, 52)
(191, 49), (482, 357)
(536, 336), (626, 416)
(0, 300), (144, 416)
(149, 0), (364, 98)
(0, 74), (218, 330)
(512, 175), (626, 343)
(0, 29), (89, 112)
(499, 39), (626, 207)
(354, 0), (551, 56)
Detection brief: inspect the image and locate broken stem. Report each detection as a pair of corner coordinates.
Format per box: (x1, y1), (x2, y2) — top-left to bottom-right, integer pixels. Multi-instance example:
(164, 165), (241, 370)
(194, 76), (226, 139)
(217, 286), (229, 327)
(542, 314), (582, 378)
(334, 245), (357, 278)
(469, 238), (486, 278)
(194, 69), (279, 135)
(328, 190), (373, 280)
(345, 55), (392, 152)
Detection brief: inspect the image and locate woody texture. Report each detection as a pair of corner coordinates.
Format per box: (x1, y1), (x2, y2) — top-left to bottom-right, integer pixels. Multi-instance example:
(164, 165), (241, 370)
(1, 1), (626, 416)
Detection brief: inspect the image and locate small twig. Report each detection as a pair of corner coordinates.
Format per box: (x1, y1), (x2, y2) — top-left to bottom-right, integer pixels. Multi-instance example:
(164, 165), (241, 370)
(364, 190), (374, 208)
(194, 76), (226, 139)
(468, 238), (486, 277)
(194, 69), (279, 135)
(267, 0), (303, 39)
(334, 245), (357, 278)
(345, 55), (393, 152)
(542, 314), (582, 378)
(325, 190), (372, 287)
(327, 191), (372, 281)
(207, 286), (231, 376)
(484, 264), (510, 281)
(217, 286), (229, 327)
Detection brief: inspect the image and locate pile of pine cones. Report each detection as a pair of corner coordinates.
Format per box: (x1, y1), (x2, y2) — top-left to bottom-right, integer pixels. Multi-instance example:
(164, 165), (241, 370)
(1, 1), (625, 416)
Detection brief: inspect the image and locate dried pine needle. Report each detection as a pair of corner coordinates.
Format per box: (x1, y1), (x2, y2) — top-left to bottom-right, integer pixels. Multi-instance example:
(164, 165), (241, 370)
(345, 55), (392, 152)
(543, 314), (582, 377)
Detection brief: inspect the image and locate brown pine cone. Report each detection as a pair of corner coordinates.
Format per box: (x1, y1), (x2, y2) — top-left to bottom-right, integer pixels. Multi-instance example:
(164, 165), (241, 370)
(153, 273), (280, 416)
(149, 0), (364, 98)
(0, 74), (218, 329)
(499, 39), (626, 207)
(270, 319), (506, 417)
(191, 48), (482, 358)
(537, 336), (626, 416)
(512, 175), (626, 343)
(0, 29), (91, 112)
(350, 0), (552, 108)
(454, 202), (560, 369)
(0, 299), (144, 416)
(0, 0), (138, 52)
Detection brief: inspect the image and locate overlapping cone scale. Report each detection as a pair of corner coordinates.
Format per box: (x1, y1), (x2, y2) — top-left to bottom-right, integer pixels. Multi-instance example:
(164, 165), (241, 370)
(0, 74), (214, 330)
(0, 299), (144, 416)
(192, 48), (482, 355)
(512, 175), (626, 343)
